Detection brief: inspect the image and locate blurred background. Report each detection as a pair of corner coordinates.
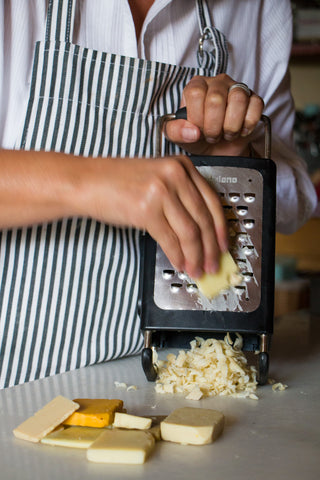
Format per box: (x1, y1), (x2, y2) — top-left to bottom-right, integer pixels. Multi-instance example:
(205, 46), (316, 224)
(275, 0), (320, 317)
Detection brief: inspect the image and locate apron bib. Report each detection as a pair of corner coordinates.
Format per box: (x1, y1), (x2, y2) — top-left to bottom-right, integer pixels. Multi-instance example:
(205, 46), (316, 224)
(0, 0), (228, 388)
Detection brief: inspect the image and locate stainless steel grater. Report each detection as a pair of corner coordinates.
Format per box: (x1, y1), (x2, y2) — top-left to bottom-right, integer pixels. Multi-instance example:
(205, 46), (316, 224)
(138, 109), (276, 384)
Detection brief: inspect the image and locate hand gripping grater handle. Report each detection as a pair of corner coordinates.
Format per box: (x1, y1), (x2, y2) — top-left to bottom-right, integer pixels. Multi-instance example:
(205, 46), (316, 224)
(140, 109), (275, 384)
(156, 107), (272, 159)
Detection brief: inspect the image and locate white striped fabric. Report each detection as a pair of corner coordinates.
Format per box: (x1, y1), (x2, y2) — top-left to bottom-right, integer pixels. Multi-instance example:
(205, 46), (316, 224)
(0, 0), (228, 388)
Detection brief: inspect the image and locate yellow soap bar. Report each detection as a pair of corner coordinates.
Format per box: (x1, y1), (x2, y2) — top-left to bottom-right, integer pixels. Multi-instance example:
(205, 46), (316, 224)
(113, 412), (152, 430)
(64, 398), (123, 428)
(196, 251), (241, 299)
(87, 429), (155, 464)
(160, 407), (224, 445)
(13, 395), (79, 443)
(41, 426), (104, 449)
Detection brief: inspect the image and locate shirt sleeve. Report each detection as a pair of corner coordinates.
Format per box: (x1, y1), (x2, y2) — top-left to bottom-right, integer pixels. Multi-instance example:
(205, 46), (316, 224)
(248, 0), (317, 234)
(0, 0), (46, 148)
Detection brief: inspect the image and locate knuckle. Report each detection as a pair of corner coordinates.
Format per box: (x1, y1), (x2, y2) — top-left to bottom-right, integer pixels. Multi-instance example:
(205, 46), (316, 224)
(253, 94), (265, 109)
(184, 221), (200, 243)
(206, 91), (225, 109)
(163, 158), (187, 181)
(216, 73), (232, 84)
(140, 177), (166, 213)
(229, 89), (249, 104)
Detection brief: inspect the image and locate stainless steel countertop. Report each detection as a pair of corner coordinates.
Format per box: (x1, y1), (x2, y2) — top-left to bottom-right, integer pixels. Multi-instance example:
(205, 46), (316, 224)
(0, 310), (319, 480)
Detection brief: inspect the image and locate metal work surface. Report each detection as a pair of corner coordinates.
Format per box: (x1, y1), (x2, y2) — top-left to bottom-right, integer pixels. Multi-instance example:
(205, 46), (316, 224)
(0, 310), (319, 480)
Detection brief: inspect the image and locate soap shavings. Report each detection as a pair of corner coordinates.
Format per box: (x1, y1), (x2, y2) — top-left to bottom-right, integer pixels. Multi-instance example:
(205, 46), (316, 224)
(155, 334), (258, 400)
(268, 378), (288, 391)
(114, 381), (138, 392)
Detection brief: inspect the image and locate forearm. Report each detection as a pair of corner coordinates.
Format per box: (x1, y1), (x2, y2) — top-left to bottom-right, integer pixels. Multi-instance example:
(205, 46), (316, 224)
(0, 149), (89, 228)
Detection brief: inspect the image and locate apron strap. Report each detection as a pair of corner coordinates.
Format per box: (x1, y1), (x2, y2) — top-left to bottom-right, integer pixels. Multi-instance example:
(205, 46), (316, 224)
(45, 0), (76, 43)
(195, 0), (229, 75)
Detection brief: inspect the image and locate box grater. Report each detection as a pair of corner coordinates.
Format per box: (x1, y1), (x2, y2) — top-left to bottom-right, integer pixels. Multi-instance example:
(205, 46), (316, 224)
(138, 109), (276, 385)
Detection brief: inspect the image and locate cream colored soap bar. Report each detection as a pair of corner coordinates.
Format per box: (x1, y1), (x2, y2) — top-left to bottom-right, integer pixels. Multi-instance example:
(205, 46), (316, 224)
(41, 426), (104, 449)
(160, 407), (224, 445)
(113, 412), (152, 430)
(13, 396), (79, 443)
(87, 429), (155, 464)
(196, 251), (241, 299)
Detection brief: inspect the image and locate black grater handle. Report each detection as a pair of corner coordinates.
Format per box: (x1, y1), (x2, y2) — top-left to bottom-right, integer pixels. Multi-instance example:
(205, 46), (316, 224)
(174, 106), (187, 120)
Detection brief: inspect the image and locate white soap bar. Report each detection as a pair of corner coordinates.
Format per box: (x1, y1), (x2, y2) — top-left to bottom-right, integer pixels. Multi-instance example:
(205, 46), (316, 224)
(13, 396), (79, 443)
(41, 426), (104, 449)
(196, 251), (241, 299)
(87, 429), (155, 464)
(160, 407), (224, 445)
(113, 412), (152, 430)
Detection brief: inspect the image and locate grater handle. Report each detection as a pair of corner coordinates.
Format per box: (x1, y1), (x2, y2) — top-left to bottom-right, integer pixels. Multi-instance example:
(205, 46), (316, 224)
(156, 107), (272, 159)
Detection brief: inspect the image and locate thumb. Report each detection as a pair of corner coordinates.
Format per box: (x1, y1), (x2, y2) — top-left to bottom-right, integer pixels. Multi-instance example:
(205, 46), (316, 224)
(164, 118), (201, 144)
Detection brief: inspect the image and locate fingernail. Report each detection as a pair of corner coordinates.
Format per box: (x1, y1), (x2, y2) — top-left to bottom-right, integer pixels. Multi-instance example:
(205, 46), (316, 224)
(191, 268), (203, 280)
(207, 261), (220, 274)
(206, 137), (219, 144)
(224, 133), (236, 142)
(241, 128), (250, 137)
(181, 127), (198, 142)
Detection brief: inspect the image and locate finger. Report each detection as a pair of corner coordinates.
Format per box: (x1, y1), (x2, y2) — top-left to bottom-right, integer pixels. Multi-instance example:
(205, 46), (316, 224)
(223, 86), (251, 141)
(178, 157), (229, 270)
(241, 94), (265, 137)
(160, 162), (210, 278)
(163, 199), (205, 279)
(147, 212), (186, 273)
(182, 76), (208, 129)
(171, 170), (221, 276)
(202, 78), (232, 143)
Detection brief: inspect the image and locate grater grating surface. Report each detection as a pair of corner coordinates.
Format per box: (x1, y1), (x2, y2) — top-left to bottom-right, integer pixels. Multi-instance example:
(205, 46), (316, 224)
(154, 166), (263, 312)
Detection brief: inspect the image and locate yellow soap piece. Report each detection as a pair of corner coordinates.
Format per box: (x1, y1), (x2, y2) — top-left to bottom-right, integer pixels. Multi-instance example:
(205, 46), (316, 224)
(41, 426), (104, 449)
(113, 412), (152, 430)
(13, 395), (79, 443)
(160, 407), (224, 445)
(196, 251), (241, 299)
(87, 429), (155, 464)
(63, 398), (123, 428)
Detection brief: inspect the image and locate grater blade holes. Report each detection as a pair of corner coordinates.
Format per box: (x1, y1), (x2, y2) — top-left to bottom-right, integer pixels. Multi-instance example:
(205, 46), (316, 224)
(242, 245), (255, 256)
(243, 219), (255, 229)
(229, 193), (241, 202)
(186, 283), (198, 293)
(244, 193), (256, 203)
(170, 282), (183, 293)
(236, 206), (248, 216)
(162, 269), (175, 279)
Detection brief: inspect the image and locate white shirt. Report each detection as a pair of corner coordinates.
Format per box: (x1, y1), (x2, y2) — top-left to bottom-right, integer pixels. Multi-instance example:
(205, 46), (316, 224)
(0, 0), (317, 233)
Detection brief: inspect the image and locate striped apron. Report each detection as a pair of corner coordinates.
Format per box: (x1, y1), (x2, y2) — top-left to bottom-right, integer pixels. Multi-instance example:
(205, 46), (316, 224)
(0, 0), (228, 388)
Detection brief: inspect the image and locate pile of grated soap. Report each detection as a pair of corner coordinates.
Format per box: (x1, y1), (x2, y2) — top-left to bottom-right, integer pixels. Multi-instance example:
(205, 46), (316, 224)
(155, 334), (259, 400)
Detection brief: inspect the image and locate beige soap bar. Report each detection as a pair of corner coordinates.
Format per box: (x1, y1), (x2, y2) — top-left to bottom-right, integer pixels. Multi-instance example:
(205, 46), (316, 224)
(160, 407), (224, 445)
(41, 426), (104, 449)
(196, 251), (241, 299)
(13, 395), (79, 443)
(87, 429), (155, 464)
(113, 412), (152, 430)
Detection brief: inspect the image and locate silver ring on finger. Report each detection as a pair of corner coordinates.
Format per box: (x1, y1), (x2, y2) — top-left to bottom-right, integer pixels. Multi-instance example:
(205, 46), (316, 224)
(228, 82), (252, 97)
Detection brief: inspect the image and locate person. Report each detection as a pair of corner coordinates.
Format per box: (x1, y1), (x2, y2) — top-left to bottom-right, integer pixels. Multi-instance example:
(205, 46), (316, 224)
(0, 0), (317, 389)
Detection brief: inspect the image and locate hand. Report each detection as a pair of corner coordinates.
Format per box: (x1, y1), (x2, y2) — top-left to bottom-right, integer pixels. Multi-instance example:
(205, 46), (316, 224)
(80, 155), (228, 279)
(0, 150), (227, 280)
(165, 73), (264, 156)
